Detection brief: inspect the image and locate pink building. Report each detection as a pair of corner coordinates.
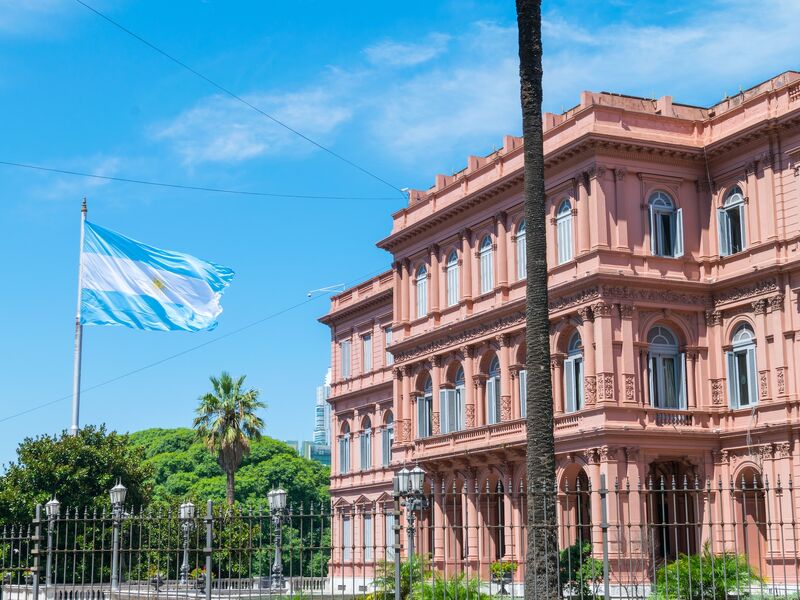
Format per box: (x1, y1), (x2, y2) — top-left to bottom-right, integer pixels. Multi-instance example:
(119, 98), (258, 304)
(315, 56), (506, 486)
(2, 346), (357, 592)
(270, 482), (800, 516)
(321, 71), (800, 586)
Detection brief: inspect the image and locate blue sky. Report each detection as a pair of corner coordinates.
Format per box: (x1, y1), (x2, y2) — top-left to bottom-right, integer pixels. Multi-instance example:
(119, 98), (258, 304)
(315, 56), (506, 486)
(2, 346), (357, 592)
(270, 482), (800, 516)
(0, 0), (798, 465)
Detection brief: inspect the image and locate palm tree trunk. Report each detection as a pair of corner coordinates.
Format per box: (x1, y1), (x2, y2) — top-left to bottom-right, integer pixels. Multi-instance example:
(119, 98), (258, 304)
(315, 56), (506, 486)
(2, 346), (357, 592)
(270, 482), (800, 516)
(516, 1), (558, 599)
(226, 470), (235, 506)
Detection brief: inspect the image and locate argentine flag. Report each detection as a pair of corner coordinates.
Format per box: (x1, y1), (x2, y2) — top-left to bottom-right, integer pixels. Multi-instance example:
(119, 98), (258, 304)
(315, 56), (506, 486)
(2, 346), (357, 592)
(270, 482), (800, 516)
(80, 222), (234, 332)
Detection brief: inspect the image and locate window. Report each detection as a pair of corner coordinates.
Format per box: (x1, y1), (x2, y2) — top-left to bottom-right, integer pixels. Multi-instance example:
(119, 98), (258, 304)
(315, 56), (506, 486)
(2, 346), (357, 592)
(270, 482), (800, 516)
(727, 323), (757, 408)
(647, 326), (686, 409)
(446, 251), (459, 307)
(342, 516), (352, 561)
(382, 412), (394, 467)
(338, 424), (351, 475)
(564, 332), (584, 413)
(556, 201), (574, 264)
(360, 417), (372, 470)
(719, 186), (747, 256)
(417, 377), (433, 438)
(385, 513), (395, 560)
(416, 265), (428, 318)
(363, 514), (373, 561)
(649, 192), (684, 258)
(362, 334), (372, 372)
(516, 219), (527, 279)
(519, 368), (527, 418)
(479, 236), (494, 293)
(384, 326), (393, 366)
(440, 367), (466, 434)
(340, 339), (351, 379)
(487, 357), (501, 424)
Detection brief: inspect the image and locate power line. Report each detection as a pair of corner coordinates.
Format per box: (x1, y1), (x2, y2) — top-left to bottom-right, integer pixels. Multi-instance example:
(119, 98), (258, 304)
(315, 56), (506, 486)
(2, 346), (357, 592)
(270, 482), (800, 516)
(0, 160), (399, 201)
(0, 267), (388, 426)
(73, 0), (405, 197)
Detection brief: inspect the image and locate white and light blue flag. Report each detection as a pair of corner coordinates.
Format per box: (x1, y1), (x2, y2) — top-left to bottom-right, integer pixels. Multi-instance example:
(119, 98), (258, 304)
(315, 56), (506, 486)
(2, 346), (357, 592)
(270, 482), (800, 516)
(80, 221), (235, 332)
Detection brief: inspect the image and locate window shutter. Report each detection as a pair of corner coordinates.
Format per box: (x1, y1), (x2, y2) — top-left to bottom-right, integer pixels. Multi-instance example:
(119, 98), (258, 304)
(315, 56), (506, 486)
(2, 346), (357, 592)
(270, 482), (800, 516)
(678, 352), (687, 409)
(417, 397), (424, 437)
(456, 387), (465, 430)
(517, 234), (526, 279)
(649, 205), (657, 255)
(726, 351), (737, 408)
(519, 370), (527, 417)
(487, 378), (496, 424)
(439, 389), (449, 434)
(746, 346), (758, 404)
(382, 429), (389, 466)
(576, 359), (584, 409)
(718, 208), (730, 256)
(648, 353), (656, 407)
(739, 204), (747, 249)
(564, 358), (576, 413)
(674, 208), (684, 257)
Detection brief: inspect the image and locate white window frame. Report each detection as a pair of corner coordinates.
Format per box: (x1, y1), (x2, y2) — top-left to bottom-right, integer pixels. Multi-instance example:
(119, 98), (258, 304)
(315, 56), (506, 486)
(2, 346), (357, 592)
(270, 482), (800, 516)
(556, 200), (574, 264)
(338, 428), (350, 475)
(718, 187), (747, 257)
(360, 419), (372, 470)
(363, 514), (373, 562)
(416, 265), (428, 318)
(385, 513), (395, 560)
(340, 339), (351, 379)
(342, 516), (352, 561)
(519, 368), (527, 418)
(487, 357), (501, 425)
(384, 326), (393, 366)
(446, 251), (460, 307)
(479, 236), (494, 294)
(382, 414), (393, 467)
(417, 379), (433, 438)
(563, 332), (584, 413)
(649, 192), (683, 258)
(647, 326), (686, 410)
(516, 219), (527, 279)
(727, 324), (758, 409)
(362, 333), (372, 373)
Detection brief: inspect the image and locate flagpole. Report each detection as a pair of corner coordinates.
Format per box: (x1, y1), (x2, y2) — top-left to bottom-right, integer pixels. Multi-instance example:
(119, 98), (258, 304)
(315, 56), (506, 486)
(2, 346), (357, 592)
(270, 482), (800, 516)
(70, 199), (87, 436)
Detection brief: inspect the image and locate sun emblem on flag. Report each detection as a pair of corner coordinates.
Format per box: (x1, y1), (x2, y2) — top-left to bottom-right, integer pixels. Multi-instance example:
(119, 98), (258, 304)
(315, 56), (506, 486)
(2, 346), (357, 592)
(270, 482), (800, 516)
(152, 278), (166, 292)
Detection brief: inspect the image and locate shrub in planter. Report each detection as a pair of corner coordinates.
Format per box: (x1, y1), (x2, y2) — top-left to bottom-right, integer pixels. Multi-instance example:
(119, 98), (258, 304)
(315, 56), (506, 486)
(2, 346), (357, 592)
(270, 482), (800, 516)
(559, 542), (603, 599)
(410, 573), (491, 600)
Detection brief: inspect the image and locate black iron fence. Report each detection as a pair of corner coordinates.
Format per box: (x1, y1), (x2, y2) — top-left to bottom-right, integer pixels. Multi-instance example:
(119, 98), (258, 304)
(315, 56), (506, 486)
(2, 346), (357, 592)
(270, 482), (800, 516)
(1, 475), (799, 599)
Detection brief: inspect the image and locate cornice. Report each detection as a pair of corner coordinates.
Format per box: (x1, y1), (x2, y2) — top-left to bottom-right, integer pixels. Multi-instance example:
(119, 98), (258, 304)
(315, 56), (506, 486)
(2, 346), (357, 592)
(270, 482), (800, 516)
(318, 287), (393, 326)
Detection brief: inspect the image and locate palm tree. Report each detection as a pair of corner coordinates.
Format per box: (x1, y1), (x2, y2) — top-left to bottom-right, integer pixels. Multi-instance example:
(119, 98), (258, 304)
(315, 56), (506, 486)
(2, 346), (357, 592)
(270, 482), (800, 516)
(516, 1), (558, 598)
(193, 372), (265, 506)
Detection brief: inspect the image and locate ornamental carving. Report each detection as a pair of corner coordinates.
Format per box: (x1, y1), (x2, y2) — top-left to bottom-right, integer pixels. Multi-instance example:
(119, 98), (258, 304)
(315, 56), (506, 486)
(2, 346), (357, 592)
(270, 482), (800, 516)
(745, 161), (757, 176)
(713, 278), (778, 306)
(584, 448), (599, 465)
(777, 367), (786, 395)
(769, 294), (785, 312)
(549, 287), (601, 312)
(711, 379), (724, 405)
(401, 420), (412, 443)
(751, 299), (767, 315)
(465, 405), (476, 428)
(705, 311), (723, 327)
(431, 412), (440, 435)
(500, 396), (512, 422)
(601, 285), (710, 307)
(759, 370), (769, 398)
(626, 447), (640, 462)
(618, 304), (634, 319)
(585, 376), (597, 406)
(577, 306), (594, 323)
(758, 443), (775, 460)
(598, 373), (614, 401)
(777, 442), (791, 458)
(624, 374), (635, 402)
(551, 356), (564, 368)
(593, 302), (613, 318)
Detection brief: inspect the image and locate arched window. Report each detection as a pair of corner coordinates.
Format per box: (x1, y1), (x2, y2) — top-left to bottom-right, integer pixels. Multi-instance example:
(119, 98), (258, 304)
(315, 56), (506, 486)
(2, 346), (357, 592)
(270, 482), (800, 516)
(564, 332), (584, 413)
(647, 325), (686, 409)
(417, 377), (433, 438)
(556, 200), (574, 264)
(649, 192), (684, 258)
(441, 366), (466, 434)
(446, 251), (459, 307)
(382, 412), (394, 467)
(338, 423), (351, 475)
(719, 186), (746, 256)
(516, 219), (527, 279)
(487, 357), (501, 424)
(360, 417), (372, 470)
(479, 236), (494, 294)
(727, 323), (757, 408)
(416, 265), (428, 318)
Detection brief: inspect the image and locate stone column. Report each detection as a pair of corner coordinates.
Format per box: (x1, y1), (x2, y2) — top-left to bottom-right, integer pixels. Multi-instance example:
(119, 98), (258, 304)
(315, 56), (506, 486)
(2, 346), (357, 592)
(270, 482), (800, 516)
(593, 302), (614, 405)
(495, 212), (509, 292)
(685, 351), (698, 409)
(624, 447), (646, 560)
(586, 448), (603, 550)
(473, 375), (487, 427)
(498, 334), (512, 421)
(503, 476), (514, 559)
(577, 173), (591, 254)
(745, 161), (762, 245)
(769, 294), (787, 398)
(432, 357), (442, 435)
(430, 245), (440, 318)
(510, 366), (521, 420)
(551, 355), (565, 414)
(752, 298), (770, 401)
(432, 475), (445, 566)
(614, 169), (629, 250)
(619, 304), (637, 405)
(578, 307), (597, 406)
(460, 230), (473, 309)
(392, 262), (402, 326)
(393, 368), (403, 440)
(587, 166), (609, 249)
(400, 259), (410, 327)
(405, 258), (414, 327)
(465, 471), (479, 564)
(401, 366), (412, 443)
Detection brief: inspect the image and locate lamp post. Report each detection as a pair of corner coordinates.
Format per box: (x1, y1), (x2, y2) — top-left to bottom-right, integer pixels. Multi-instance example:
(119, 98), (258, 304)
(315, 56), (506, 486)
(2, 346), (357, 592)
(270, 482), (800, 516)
(44, 497), (60, 587)
(109, 481), (127, 592)
(267, 489), (288, 592)
(179, 501), (196, 584)
(394, 466), (428, 559)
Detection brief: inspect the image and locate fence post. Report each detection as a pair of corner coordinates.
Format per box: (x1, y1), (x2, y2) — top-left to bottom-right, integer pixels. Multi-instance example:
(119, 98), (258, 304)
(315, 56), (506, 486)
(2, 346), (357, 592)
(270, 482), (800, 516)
(393, 484), (401, 600)
(31, 504), (41, 600)
(204, 500), (213, 600)
(600, 474), (610, 600)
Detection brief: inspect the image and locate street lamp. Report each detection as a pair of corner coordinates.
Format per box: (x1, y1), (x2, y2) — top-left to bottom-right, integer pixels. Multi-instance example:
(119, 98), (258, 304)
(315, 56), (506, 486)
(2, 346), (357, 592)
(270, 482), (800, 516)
(393, 465), (429, 559)
(267, 489), (288, 591)
(45, 497), (60, 586)
(109, 481), (127, 592)
(179, 500), (196, 584)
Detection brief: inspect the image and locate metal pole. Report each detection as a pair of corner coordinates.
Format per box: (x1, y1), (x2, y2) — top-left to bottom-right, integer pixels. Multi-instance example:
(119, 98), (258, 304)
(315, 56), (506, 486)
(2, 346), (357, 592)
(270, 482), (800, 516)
(45, 519), (54, 588)
(180, 521), (190, 584)
(406, 510), (416, 559)
(111, 507), (121, 592)
(70, 199), (87, 436)
(393, 490), (401, 600)
(271, 511), (284, 590)
(32, 505), (41, 600)
(600, 474), (610, 600)
(204, 501), (213, 600)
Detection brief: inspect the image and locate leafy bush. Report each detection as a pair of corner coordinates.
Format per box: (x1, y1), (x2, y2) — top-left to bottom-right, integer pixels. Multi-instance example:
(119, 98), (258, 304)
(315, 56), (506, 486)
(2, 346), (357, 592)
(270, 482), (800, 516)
(371, 556), (429, 600)
(651, 543), (761, 600)
(411, 573), (490, 600)
(560, 542), (603, 599)
(490, 560), (518, 579)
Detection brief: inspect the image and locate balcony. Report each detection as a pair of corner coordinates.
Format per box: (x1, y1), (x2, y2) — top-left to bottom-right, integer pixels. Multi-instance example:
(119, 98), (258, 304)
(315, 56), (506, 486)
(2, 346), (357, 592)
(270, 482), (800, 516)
(413, 419), (526, 457)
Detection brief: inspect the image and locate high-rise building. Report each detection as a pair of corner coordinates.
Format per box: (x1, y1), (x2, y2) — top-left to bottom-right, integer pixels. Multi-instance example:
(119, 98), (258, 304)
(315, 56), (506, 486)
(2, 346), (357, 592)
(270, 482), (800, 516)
(313, 368), (332, 445)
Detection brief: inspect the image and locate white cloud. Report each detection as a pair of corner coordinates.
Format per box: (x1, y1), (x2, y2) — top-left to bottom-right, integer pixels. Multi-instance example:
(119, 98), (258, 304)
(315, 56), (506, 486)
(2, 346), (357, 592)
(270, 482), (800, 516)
(364, 33), (451, 68)
(0, 0), (68, 35)
(32, 155), (122, 203)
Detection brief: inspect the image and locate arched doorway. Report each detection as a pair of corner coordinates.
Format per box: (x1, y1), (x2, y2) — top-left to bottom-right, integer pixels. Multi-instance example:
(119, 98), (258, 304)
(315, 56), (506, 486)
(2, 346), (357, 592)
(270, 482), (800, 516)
(735, 467), (767, 576)
(560, 466), (591, 548)
(648, 461), (697, 561)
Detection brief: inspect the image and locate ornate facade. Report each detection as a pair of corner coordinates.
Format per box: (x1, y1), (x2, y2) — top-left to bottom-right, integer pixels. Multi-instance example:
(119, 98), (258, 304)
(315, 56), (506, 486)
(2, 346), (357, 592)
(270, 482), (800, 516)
(321, 71), (800, 582)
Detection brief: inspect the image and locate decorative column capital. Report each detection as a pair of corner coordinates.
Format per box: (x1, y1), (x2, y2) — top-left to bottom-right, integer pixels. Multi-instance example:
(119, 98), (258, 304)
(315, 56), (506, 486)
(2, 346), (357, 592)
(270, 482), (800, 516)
(592, 302), (613, 318)
(614, 168), (627, 181)
(550, 355), (564, 369)
(577, 306), (594, 323)
(751, 298), (767, 315)
(704, 310), (723, 327)
(432, 355), (443, 368)
(768, 294), (785, 312)
(625, 446), (640, 463)
(461, 345), (475, 359)
(472, 374), (487, 387)
(584, 448), (599, 465)
(496, 333), (511, 348)
(618, 303), (635, 319)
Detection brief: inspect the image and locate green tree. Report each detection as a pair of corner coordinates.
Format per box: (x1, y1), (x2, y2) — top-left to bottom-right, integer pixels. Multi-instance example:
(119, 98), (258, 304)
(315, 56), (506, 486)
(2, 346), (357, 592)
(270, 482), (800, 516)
(516, 1), (559, 598)
(0, 425), (152, 524)
(192, 372), (265, 506)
